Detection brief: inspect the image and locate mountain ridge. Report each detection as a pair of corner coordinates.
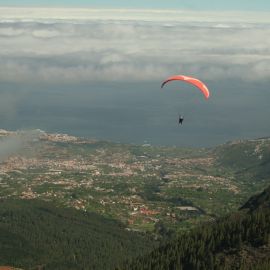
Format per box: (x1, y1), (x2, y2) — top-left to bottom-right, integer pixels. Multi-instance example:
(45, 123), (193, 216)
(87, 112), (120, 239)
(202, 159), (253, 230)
(122, 185), (270, 270)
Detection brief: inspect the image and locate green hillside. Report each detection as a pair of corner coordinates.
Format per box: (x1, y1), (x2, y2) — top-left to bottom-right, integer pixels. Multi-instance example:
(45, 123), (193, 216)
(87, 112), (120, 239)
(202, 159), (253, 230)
(214, 138), (270, 180)
(122, 185), (270, 270)
(1, 131), (270, 269)
(0, 199), (156, 270)
(1, 131), (270, 233)
(240, 185), (270, 211)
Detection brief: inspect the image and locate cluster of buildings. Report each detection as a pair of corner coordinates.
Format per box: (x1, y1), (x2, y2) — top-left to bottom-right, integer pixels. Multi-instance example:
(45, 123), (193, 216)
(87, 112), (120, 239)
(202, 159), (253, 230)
(0, 129), (232, 229)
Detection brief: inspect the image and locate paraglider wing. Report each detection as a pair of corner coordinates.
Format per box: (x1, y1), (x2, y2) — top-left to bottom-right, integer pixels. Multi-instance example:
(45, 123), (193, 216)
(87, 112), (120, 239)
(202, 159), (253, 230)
(161, 75), (210, 99)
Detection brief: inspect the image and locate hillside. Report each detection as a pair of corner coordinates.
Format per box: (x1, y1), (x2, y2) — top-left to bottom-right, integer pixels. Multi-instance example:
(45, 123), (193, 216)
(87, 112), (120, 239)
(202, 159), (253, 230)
(1, 131), (270, 269)
(240, 185), (270, 211)
(0, 199), (155, 270)
(122, 185), (270, 270)
(214, 137), (270, 181)
(1, 130), (270, 233)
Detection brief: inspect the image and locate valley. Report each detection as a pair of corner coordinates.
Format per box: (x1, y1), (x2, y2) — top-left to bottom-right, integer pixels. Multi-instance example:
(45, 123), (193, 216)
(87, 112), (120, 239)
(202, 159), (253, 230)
(0, 129), (269, 233)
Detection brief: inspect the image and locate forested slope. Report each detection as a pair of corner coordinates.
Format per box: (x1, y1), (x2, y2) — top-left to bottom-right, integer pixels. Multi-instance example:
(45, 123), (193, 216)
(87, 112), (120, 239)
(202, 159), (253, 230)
(0, 199), (155, 270)
(121, 186), (270, 270)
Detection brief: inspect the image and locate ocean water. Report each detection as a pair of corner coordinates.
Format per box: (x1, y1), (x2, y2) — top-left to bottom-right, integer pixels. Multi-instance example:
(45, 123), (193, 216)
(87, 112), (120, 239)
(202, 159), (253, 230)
(1, 80), (269, 148)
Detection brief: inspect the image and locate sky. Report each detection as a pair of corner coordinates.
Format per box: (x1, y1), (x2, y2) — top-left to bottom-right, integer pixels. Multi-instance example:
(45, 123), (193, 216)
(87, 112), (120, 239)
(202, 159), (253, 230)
(0, 0), (270, 11)
(0, 3), (270, 147)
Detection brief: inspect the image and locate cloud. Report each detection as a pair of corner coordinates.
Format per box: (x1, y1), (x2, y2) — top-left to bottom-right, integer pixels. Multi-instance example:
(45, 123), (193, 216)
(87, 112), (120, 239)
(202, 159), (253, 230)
(32, 29), (60, 38)
(0, 26), (24, 37)
(0, 136), (23, 161)
(0, 130), (42, 162)
(0, 7), (270, 83)
(1, 7), (270, 23)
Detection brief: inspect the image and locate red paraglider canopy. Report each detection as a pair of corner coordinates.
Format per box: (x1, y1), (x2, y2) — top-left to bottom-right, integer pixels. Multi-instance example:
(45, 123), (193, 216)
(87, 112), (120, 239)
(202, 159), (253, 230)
(161, 75), (210, 99)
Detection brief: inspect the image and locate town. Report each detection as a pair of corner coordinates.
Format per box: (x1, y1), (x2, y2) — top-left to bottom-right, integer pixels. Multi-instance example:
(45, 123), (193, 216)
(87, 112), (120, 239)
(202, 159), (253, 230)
(0, 129), (264, 232)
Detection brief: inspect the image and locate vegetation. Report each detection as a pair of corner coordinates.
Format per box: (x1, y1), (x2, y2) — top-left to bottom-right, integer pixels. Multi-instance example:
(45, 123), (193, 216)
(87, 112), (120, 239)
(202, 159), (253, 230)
(1, 131), (270, 269)
(0, 199), (156, 270)
(1, 132), (270, 233)
(121, 186), (270, 270)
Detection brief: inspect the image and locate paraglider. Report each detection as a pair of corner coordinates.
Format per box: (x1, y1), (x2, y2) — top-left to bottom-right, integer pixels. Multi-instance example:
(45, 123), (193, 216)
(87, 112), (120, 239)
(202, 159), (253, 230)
(161, 75), (210, 124)
(178, 115), (184, 125)
(161, 75), (210, 99)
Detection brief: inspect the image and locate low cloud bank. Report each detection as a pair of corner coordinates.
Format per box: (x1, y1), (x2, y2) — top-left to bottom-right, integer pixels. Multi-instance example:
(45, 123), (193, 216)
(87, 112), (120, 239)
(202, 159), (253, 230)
(0, 7), (270, 83)
(0, 130), (43, 162)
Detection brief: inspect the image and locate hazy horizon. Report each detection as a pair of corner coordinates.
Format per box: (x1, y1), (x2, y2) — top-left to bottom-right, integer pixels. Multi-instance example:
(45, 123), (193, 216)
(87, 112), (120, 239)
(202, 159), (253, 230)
(0, 0), (270, 11)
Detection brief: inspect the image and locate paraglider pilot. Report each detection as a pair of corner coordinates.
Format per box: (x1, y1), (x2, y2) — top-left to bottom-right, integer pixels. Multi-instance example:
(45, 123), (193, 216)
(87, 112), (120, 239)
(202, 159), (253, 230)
(179, 115), (184, 125)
